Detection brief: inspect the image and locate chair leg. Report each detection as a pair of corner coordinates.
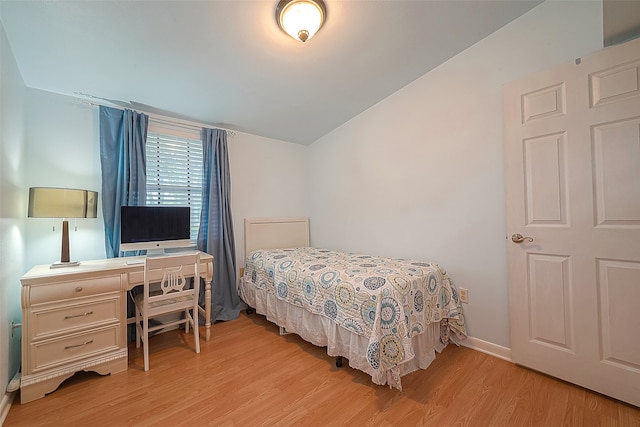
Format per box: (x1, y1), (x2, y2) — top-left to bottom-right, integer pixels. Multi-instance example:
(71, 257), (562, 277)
(143, 315), (150, 371)
(185, 310), (190, 334)
(135, 305), (141, 349)
(192, 309), (200, 354)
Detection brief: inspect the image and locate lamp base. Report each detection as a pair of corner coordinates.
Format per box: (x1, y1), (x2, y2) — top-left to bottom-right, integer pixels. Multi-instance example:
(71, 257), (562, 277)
(50, 261), (80, 269)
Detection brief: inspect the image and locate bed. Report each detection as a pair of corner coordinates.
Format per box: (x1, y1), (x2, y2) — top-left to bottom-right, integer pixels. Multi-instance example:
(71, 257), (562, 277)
(238, 217), (467, 390)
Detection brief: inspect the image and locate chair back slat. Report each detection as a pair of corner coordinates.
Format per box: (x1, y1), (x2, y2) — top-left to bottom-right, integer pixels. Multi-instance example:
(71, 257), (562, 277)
(143, 253), (201, 303)
(160, 266), (187, 294)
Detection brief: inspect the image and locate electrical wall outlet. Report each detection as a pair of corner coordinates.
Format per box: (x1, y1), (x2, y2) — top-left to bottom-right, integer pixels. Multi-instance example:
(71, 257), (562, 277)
(459, 287), (469, 304)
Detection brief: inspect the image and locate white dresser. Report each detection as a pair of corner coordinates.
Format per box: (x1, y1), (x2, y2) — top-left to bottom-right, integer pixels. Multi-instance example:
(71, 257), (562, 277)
(19, 253), (213, 403)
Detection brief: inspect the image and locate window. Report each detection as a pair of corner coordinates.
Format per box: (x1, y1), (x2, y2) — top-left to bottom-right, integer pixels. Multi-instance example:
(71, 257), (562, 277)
(145, 121), (203, 240)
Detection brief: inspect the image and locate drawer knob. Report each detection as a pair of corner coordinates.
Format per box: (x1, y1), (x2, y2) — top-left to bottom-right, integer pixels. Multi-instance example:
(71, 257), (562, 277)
(75, 286), (83, 292)
(64, 311), (94, 320)
(64, 339), (94, 350)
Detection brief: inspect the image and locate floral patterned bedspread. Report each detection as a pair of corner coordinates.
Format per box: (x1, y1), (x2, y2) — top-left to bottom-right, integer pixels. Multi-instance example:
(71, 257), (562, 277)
(244, 247), (467, 389)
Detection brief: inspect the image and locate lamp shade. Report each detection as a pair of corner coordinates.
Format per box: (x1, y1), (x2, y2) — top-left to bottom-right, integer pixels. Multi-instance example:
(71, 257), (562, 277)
(28, 187), (98, 219)
(276, 0), (326, 42)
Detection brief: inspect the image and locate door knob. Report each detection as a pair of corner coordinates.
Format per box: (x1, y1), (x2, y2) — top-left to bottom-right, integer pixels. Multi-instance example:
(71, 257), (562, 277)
(512, 233), (533, 243)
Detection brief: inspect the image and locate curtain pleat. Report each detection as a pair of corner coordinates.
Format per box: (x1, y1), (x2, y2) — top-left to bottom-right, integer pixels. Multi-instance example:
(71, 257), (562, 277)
(198, 128), (242, 321)
(98, 106), (148, 258)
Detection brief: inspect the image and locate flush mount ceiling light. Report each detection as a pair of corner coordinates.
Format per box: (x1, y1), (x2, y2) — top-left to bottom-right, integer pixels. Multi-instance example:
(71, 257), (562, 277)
(276, 0), (326, 43)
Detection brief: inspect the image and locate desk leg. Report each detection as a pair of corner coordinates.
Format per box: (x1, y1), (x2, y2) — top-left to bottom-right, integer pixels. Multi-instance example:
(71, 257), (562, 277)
(205, 278), (212, 341)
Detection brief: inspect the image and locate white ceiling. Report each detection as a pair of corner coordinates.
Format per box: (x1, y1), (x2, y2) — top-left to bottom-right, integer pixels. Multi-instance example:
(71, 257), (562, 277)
(1, 0), (542, 145)
(604, 0), (640, 46)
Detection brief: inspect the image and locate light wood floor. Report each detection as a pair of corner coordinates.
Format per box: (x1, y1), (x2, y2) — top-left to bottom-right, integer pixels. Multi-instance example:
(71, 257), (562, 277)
(6, 312), (640, 426)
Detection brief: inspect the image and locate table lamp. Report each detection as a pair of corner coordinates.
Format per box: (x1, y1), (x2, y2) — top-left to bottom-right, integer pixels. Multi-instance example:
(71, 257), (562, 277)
(28, 187), (98, 268)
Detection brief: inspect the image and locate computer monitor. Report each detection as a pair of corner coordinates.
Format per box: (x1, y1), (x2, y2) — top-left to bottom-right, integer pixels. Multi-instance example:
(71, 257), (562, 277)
(120, 206), (193, 255)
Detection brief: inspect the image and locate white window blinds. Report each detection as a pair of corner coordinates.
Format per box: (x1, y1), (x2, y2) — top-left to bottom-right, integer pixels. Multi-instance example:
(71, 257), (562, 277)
(145, 123), (203, 240)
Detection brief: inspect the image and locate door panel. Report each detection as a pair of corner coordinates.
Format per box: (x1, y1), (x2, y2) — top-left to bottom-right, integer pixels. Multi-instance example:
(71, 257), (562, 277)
(527, 253), (573, 350)
(592, 118), (640, 225)
(504, 37), (640, 407)
(597, 259), (640, 370)
(590, 60), (640, 107)
(524, 133), (568, 225)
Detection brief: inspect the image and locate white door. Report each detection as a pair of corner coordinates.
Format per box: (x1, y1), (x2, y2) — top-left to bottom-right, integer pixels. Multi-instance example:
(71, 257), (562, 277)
(504, 37), (640, 407)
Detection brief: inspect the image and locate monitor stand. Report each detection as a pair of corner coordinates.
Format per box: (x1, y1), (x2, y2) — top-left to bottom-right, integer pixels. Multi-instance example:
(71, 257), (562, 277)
(146, 248), (168, 258)
(125, 249), (166, 265)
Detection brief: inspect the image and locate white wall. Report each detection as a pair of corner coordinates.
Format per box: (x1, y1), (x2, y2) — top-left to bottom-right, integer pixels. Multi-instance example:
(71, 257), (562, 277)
(1, 20), (26, 415)
(309, 1), (603, 348)
(229, 132), (309, 271)
(23, 90), (104, 269)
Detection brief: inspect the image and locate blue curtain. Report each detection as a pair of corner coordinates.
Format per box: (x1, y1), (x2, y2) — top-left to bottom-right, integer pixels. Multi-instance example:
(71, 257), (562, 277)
(98, 106), (148, 258)
(198, 128), (242, 321)
(99, 106), (148, 342)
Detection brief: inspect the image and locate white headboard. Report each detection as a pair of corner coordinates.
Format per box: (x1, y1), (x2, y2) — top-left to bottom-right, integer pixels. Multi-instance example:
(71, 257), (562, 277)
(244, 217), (310, 256)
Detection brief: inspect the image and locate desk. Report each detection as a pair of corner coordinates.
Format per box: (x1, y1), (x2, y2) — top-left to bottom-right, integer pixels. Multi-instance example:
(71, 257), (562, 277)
(19, 252), (213, 403)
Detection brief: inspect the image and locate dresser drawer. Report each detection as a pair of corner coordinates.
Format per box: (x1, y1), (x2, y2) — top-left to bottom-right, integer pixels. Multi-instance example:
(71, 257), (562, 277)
(29, 275), (121, 305)
(30, 325), (121, 373)
(30, 296), (120, 339)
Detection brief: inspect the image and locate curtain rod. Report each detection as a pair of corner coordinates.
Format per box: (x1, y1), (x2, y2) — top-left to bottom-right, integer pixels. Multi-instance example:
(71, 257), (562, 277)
(73, 94), (237, 138)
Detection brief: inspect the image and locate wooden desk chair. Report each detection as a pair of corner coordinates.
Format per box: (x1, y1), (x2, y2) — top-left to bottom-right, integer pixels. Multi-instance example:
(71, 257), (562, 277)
(134, 253), (201, 371)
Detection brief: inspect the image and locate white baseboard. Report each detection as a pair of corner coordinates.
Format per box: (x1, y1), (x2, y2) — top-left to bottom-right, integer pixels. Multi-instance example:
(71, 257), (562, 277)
(0, 391), (17, 427)
(460, 336), (512, 362)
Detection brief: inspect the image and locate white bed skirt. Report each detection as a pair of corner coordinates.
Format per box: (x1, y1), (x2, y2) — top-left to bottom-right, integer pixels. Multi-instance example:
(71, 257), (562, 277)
(239, 277), (448, 387)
